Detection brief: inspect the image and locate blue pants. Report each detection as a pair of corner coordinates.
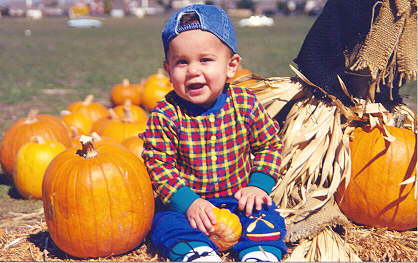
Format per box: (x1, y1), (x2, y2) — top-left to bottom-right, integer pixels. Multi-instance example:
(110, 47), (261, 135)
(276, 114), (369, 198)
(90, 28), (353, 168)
(150, 197), (287, 260)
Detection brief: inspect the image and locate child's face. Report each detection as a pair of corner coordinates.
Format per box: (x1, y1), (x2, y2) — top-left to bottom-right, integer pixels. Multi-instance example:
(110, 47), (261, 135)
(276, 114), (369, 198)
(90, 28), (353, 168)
(164, 30), (241, 109)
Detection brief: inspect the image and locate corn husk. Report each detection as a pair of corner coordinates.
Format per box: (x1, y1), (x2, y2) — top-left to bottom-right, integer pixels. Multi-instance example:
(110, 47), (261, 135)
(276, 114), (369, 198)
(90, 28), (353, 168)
(242, 65), (417, 261)
(285, 226), (362, 262)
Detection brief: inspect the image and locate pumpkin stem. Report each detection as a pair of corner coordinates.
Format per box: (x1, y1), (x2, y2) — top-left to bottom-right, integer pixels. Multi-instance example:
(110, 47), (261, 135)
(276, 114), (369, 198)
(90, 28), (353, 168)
(30, 136), (45, 144)
(78, 135), (98, 159)
(123, 105), (134, 123)
(90, 132), (102, 142)
(60, 110), (71, 117)
(83, 94), (94, 105)
(122, 78), (130, 86)
(157, 68), (164, 76)
(70, 126), (79, 138)
(25, 109), (39, 124)
(108, 108), (119, 119)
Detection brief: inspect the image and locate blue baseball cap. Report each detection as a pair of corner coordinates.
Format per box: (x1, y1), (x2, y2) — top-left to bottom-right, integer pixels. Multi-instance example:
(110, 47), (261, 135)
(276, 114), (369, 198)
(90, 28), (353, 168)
(162, 4), (238, 57)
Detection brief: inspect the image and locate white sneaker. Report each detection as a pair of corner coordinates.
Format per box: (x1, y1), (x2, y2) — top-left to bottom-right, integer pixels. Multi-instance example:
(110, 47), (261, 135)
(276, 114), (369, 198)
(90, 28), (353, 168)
(182, 246), (223, 262)
(241, 250), (279, 262)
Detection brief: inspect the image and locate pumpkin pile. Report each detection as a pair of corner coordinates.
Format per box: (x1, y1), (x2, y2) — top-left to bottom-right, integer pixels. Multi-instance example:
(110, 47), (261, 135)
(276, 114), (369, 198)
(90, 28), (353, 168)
(0, 69), (173, 258)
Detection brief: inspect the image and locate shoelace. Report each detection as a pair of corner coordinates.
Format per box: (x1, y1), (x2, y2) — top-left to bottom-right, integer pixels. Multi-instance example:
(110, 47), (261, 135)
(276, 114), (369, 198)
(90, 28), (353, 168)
(186, 251), (211, 262)
(169, 240), (214, 262)
(243, 257), (269, 262)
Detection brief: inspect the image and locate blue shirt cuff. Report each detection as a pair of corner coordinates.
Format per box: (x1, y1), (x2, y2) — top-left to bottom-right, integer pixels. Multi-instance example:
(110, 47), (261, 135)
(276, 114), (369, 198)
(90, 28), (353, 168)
(169, 186), (200, 213)
(248, 172), (276, 195)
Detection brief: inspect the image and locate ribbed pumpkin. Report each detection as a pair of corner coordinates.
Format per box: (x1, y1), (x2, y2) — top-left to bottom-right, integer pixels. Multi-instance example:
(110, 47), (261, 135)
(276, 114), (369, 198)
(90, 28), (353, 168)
(142, 69), (172, 111)
(110, 78), (143, 106)
(121, 136), (144, 160)
(209, 207), (242, 251)
(335, 125), (417, 230)
(0, 109), (72, 178)
(67, 94), (109, 123)
(99, 107), (146, 142)
(13, 137), (65, 199)
(113, 100), (148, 124)
(61, 110), (93, 136)
(42, 135), (154, 258)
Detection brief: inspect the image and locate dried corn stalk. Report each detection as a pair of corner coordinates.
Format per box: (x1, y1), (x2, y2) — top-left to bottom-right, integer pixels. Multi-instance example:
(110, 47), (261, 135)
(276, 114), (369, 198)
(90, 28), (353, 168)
(285, 226), (362, 262)
(242, 66), (417, 261)
(244, 66), (417, 223)
(271, 95), (352, 223)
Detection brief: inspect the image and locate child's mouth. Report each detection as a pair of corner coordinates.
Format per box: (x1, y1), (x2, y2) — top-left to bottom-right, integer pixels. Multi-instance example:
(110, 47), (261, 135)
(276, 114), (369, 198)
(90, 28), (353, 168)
(188, 83), (205, 90)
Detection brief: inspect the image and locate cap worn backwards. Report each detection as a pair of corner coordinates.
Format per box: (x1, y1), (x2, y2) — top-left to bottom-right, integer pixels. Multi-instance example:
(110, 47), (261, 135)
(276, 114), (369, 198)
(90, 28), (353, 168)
(162, 4), (238, 57)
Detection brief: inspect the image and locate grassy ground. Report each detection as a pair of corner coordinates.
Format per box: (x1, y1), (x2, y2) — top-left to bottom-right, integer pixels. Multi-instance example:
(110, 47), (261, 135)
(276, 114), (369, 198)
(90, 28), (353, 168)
(0, 15), (415, 134)
(0, 14), (416, 261)
(0, 15), (319, 137)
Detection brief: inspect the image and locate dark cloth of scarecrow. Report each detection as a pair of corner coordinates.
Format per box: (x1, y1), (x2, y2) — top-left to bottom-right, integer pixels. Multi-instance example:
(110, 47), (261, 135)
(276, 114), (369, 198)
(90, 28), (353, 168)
(293, 0), (417, 107)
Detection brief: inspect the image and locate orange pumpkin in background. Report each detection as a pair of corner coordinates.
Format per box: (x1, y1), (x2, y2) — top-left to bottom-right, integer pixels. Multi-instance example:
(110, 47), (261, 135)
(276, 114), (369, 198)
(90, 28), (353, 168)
(99, 107), (146, 142)
(110, 78), (143, 106)
(14, 137), (65, 199)
(0, 109), (72, 178)
(67, 94), (109, 123)
(113, 100), (148, 124)
(142, 69), (172, 111)
(90, 109), (119, 134)
(42, 135), (154, 258)
(209, 207), (242, 251)
(60, 110), (93, 136)
(121, 135), (144, 160)
(335, 125), (417, 231)
(227, 67), (257, 86)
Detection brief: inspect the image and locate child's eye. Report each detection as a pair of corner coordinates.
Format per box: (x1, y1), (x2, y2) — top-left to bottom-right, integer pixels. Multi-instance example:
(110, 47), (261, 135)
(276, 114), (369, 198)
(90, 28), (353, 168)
(176, 59), (188, 65)
(201, 58), (213, 63)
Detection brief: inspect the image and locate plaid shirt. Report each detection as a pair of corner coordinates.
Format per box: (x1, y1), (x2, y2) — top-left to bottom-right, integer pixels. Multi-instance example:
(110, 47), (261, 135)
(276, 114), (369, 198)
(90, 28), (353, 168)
(142, 84), (283, 205)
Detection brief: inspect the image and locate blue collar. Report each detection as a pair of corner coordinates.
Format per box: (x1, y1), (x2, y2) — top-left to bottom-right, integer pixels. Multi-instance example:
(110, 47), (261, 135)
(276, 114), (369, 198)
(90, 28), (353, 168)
(174, 84), (228, 116)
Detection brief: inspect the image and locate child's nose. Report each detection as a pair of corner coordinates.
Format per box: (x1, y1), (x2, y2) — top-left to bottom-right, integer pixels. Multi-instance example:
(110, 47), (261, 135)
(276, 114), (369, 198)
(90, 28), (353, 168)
(187, 63), (201, 75)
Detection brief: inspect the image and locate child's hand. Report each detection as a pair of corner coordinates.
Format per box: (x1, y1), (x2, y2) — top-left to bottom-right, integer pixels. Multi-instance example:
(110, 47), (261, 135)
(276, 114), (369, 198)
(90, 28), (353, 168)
(186, 198), (217, 235)
(234, 186), (272, 216)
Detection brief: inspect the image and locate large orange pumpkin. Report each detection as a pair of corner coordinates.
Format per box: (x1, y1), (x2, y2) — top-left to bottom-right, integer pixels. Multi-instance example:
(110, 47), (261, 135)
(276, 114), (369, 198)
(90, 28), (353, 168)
(141, 69), (172, 111)
(209, 207), (242, 251)
(0, 109), (72, 178)
(335, 125), (417, 230)
(13, 137), (65, 199)
(67, 94), (109, 123)
(110, 78), (143, 106)
(42, 135), (154, 258)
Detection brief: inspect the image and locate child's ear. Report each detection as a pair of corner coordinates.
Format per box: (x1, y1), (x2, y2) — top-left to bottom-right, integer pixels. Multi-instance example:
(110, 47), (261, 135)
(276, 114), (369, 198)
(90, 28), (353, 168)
(163, 60), (171, 79)
(226, 54), (241, 79)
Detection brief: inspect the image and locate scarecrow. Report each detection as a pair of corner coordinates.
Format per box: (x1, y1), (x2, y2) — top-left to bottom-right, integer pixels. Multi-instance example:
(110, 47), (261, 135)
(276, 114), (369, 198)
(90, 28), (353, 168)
(235, 0), (417, 260)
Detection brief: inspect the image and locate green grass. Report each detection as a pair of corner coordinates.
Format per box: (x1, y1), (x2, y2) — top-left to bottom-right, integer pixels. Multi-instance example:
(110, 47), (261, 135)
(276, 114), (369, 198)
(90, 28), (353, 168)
(0, 16), (313, 107)
(0, 14), (416, 133)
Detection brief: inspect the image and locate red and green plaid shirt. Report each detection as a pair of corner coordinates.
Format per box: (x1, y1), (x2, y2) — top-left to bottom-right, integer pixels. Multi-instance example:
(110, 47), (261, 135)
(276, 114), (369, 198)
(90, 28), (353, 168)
(142, 84), (283, 211)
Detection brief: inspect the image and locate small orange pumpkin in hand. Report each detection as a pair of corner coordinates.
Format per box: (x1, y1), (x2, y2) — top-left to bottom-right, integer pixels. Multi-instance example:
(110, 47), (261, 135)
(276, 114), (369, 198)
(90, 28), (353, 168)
(209, 207), (242, 251)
